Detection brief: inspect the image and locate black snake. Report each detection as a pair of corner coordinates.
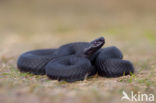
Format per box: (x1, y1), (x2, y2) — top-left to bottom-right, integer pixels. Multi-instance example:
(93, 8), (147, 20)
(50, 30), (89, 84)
(17, 37), (134, 82)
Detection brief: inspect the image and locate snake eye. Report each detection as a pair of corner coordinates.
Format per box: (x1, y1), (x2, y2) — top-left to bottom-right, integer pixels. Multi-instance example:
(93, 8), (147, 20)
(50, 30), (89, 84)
(84, 37), (105, 55)
(91, 37), (105, 48)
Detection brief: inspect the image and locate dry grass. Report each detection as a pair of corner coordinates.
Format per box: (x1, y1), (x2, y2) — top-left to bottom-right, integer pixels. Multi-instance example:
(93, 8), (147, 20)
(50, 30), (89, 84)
(0, 0), (156, 103)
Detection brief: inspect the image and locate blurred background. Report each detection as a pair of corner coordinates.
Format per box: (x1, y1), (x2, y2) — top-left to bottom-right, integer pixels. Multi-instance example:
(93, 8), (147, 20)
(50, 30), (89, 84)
(0, 0), (156, 103)
(0, 0), (156, 53)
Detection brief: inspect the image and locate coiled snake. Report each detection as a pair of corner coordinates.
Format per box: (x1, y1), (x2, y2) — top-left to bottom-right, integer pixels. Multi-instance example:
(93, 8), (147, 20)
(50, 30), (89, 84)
(17, 37), (134, 82)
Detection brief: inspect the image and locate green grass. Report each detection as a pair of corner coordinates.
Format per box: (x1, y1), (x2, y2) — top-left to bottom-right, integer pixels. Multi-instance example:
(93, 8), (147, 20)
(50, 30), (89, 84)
(144, 31), (156, 44)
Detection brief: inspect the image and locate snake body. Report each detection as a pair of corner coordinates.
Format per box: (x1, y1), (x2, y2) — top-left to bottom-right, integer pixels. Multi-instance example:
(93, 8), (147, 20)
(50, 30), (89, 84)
(17, 37), (134, 82)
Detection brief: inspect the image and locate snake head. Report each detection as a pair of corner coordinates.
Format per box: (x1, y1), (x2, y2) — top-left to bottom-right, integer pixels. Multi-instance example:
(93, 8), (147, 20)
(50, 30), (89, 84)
(84, 37), (105, 56)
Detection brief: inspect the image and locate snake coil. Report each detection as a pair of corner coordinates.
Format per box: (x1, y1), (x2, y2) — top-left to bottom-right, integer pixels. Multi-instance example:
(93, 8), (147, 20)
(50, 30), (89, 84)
(17, 37), (134, 82)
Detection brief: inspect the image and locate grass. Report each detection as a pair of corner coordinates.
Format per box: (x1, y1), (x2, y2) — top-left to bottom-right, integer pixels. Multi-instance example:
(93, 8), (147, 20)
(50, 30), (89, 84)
(144, 31), (156, 44)
(0, 0), (156, 103)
